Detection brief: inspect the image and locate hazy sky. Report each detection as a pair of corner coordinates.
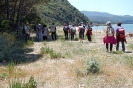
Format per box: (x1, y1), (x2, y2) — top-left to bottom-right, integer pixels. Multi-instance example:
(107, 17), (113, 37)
(68, 0), (133, 16)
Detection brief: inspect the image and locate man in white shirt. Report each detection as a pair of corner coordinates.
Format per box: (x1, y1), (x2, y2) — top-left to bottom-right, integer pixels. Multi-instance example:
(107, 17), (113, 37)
(50, 23), (56, 40)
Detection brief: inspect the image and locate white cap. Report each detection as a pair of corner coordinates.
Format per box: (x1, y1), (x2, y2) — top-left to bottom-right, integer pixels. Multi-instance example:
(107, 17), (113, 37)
(106, 21), (111, 25)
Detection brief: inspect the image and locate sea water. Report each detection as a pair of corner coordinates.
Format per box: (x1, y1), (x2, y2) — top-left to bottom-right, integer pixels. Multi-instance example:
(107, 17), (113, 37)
(92, 24), (133, 33)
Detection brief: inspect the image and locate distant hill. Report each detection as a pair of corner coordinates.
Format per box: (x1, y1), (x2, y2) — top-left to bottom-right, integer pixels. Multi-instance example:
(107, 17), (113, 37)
(81, 11), (133, 24)
(37, 0), (89, 25)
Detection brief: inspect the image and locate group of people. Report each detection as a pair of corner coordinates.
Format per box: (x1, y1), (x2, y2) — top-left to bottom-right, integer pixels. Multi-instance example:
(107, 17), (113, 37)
(103, 21), (126, 53)
(23, 22), (57, 42)
(34, 23), (57, 41)
(63, 21), (93, 42)
(23, 21), (126, 53)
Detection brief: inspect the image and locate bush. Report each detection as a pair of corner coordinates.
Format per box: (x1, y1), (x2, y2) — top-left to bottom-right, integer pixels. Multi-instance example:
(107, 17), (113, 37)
(0, 32), (15, 62)
(0, 32), (30, 63)
(86, 57), (100, 74)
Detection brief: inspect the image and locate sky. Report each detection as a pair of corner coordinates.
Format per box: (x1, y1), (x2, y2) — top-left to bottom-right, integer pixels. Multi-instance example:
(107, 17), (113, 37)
(68, 0), (133, 16)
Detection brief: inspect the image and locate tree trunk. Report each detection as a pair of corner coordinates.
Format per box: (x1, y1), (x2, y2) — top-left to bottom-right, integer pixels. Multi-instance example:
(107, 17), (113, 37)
(16, 0), (24, 35)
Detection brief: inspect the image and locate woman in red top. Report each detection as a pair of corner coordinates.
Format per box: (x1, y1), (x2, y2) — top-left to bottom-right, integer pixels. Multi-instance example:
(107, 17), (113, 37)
(116, 22), (126, 52)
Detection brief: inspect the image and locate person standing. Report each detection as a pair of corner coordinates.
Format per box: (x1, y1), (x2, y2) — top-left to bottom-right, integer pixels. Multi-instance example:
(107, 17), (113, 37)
(24, 22), (30, 42)
(81, 22), (85, 39)
(86, 21), (92, 42)
(37, 23), (43, 41)
(50, 23), (56, 40)
(78, 23), (85, 43)
(103, 21), (116, 52)
(70, 24), (76, 40)
(42, 24), (48, 41)
(116, 22), (126, 52)
(63, 23), (69, 40)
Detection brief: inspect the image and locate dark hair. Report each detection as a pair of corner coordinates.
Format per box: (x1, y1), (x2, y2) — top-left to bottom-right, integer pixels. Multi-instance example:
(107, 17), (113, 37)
(117, 22), (121, 26)
(52, 23), (54, 25)
(43, 24), (47, 27)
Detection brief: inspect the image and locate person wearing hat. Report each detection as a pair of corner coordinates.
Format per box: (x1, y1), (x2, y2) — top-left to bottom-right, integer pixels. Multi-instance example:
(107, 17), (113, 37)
(86, 21), (92, 42)
(24, 22), (30, 42)
(36, 23), (43, 41)
(103, 21), (116, 52)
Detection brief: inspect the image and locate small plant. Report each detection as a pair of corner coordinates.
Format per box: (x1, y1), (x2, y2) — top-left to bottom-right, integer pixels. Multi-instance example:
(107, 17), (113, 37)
(40, 47), (53, 55)
(10, 81), (22, 88)
(0, 72), (8, 80)
(45, 47), (53, 54)
(112, 51), (123, 54)
(86, 57), (100, 74)
(7, 62), (16, 78)
(10, 76), (37, 88)
(50, 52), (62, 59)
(27, 38), (34, 46)
(24, 76), (37, 88)
(74, 37), (79, 41)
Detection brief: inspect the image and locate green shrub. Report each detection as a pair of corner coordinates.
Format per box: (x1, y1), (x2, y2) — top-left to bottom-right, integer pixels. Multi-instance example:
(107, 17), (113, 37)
(8, 62), (16, 78)
(74, 37), (79, 41)
(50, 52), (62, 59)
(10, 81), (22, 88)
(86, 57), (100, 74)
(0, 32), (15, 62)
(26, 38), (34, 46)
(0, 72), (8, 80)
(40, 47), (53, 55)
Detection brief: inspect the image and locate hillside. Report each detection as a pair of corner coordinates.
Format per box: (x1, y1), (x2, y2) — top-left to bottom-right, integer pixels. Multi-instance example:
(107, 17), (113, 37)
(81, 11), (133, 24)
(36, 0), (89, 25)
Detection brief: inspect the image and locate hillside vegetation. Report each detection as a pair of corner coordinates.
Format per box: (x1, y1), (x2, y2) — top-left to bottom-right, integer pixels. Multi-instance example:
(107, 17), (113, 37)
(81, 11), (133, 24)
(37, 0), (89, 25)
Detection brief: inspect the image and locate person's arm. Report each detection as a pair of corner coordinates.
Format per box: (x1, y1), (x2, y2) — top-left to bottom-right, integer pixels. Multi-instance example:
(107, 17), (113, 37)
(55, 26), (56, 30)
(106, 27), (108, 34)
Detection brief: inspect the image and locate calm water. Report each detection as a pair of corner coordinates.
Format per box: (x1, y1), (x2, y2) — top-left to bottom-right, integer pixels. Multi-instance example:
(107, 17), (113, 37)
(92, 24), (133, 33)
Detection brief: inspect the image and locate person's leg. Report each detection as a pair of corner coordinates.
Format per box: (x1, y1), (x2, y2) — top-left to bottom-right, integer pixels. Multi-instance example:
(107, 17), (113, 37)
(110, 44), (113, 52)
(106, 43), (108, 52)
(25, 34), (28, 42)
(51, 32), (54, 40)
(88, 34), (91, 41)
(65, 31), (68, 39)
(64, 31), (67, 39)
(116, 42), (119, 51)
(122, 41), (125, 52)
(72, 33), (74, 40)
(46, 36), (47, 41)
(54, 32), (56, 40)
(82, 32), (84, 39)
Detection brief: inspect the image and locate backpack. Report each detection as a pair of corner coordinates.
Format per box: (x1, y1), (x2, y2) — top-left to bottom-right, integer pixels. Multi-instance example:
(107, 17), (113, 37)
(37, 26), (42, 32)
(80, 27), (85, 33)
(64, 26), (69, 31)
(22, 27), (26, 34)
(107, 27), (113, 36)
(118, 28), (125, 38)
(71, 27), (76, 32)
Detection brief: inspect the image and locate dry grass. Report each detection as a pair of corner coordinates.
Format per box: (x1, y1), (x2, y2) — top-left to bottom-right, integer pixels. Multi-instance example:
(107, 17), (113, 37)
(0, 28), (133, 88)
